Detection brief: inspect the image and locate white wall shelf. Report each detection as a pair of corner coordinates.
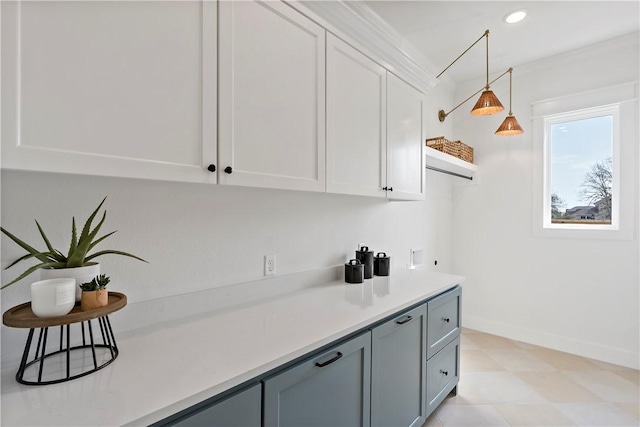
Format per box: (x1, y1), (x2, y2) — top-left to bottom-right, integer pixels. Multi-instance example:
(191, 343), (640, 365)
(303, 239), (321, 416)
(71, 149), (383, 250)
(425, 146), (477, 180)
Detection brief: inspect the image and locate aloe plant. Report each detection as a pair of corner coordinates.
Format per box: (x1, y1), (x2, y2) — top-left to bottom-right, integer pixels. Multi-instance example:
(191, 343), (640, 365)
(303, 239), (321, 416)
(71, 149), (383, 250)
(80, 274), (111, 291)
(1, 197), (147, 289)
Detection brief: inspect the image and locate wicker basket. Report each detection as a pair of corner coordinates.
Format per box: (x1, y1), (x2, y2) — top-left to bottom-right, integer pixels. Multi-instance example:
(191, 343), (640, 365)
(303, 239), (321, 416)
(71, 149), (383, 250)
(425, 136), (474, 164)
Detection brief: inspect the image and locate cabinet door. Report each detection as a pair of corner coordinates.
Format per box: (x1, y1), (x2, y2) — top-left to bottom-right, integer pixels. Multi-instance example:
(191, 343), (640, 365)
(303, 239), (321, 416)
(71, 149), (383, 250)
(1, 1), (217, 183)
(263, 332), (371, 427)
(326, 34), (386, 197)
(386, 73), (425, 200)
(218, 0), (326, 192)
(371, 304), (427, 427)
(167, 384), (261, 427)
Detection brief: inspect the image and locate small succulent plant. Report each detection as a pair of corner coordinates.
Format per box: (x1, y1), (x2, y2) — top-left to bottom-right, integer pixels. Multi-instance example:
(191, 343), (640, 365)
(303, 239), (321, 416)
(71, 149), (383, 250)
(80, 274), (111, 292)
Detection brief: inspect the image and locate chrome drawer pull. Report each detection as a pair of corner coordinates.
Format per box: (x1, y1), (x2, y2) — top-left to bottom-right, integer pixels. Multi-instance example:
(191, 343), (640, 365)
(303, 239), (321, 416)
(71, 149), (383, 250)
(315, 352), (343, 368)
(440, 369), (448, 376)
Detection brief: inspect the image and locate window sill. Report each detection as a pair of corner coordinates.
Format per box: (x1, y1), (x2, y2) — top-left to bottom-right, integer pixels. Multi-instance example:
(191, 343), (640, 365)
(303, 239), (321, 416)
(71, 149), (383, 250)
(534, 224), (631, 240)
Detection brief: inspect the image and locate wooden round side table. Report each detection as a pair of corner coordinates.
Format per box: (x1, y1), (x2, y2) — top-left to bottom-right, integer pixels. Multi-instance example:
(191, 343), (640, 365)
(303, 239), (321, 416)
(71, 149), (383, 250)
(3, 292), (127, 385)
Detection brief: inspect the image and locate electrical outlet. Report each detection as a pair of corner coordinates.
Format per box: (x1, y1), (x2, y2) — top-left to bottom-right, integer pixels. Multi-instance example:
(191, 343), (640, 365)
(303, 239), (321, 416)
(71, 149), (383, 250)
(409, 248), (424, 269)
(264, 254), (276, 276)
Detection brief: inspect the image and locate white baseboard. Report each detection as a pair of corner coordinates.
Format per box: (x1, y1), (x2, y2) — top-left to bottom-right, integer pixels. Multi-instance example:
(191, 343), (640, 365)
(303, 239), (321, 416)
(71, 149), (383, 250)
(463, 316), (639, 370)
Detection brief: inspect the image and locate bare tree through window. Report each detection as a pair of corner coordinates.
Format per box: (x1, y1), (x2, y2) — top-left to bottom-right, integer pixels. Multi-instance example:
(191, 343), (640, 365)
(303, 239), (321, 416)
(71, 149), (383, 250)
(578, 157), (612, 221)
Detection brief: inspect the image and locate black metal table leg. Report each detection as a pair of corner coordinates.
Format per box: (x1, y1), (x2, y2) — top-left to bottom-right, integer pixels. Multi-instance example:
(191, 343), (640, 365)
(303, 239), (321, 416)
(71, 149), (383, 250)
(66, 324), (71, 379)
(34, 328), (44, 363)
(81, 321), (86, 346)
(87, 320), (98, 370)
(100, 317), (115, 358)
(16, 328), (35, 383)
(105, 316), (118, 350)
(37, 327), (49, 383)
(98, 317), (107, 345)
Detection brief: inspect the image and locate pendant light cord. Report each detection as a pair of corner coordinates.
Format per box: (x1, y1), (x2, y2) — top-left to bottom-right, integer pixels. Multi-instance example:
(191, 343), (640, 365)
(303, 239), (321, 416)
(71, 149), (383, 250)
(485, 31), (490, 90)
(508, 68), (513, 115)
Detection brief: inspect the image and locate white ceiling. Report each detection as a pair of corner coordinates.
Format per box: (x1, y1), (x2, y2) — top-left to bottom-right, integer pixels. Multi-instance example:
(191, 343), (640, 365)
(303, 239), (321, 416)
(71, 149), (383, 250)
(361, 1), (640, 83)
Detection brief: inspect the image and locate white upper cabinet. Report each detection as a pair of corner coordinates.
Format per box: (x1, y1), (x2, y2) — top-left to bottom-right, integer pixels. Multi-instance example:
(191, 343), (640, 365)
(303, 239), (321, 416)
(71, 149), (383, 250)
(2, 0), (426, 199)
(1, 1), (217, 183)
(386, 73), (426, 201)
(218, 1), (326, 192)
(326, 36), (424, 201)
(326, 34), (387, 197)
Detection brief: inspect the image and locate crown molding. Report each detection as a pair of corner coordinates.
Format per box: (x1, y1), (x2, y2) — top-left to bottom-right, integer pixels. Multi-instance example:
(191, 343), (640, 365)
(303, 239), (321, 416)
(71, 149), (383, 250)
(285, 0), (439, 93)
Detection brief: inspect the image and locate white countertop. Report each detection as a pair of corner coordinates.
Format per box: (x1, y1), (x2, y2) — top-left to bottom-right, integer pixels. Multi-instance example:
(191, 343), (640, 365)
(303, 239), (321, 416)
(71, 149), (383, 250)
(1, 267), (463, 426)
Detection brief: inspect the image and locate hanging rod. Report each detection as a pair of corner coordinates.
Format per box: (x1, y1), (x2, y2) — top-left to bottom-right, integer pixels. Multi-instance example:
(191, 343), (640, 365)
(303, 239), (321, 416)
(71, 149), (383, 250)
(425, 165), (473, 181)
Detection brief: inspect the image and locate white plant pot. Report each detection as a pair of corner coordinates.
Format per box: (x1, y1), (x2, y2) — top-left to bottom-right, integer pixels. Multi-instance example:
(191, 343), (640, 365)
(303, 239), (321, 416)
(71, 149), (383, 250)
(40, 263), (100, 302)
(31, 278), (76, 318)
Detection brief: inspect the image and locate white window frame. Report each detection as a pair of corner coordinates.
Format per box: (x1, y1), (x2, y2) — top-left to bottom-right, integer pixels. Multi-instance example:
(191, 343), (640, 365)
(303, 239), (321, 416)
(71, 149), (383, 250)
(542, 105), (619, 231)
(532, 82), (637, 240)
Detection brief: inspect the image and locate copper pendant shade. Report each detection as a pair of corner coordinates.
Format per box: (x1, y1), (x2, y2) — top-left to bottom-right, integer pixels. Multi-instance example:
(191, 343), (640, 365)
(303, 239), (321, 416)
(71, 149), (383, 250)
(495, 68), (524, 136)
(495, 114), (524, 136)
(471, 90), (504, 116)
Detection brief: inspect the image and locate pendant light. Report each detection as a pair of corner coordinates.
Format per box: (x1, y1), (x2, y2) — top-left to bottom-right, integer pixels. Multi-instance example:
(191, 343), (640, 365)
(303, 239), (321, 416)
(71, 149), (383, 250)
(437, 30), (504, 122)
(495, 68), (524, 135)
(470, 30), (504, 116)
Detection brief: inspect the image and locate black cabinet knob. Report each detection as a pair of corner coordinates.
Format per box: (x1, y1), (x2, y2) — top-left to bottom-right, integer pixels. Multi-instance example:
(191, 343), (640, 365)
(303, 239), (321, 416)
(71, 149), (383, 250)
(224, 166), (233, 174)
(442, 317), (450, 323)
(207, 164), (216, 173)
(440, 369), (448, 376)
(388, 187), (393, 192)
(382, 186), (387, 191)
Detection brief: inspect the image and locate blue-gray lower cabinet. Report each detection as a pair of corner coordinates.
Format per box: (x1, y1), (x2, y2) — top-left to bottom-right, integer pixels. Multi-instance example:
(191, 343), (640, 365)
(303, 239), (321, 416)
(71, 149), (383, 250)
(371, 304), (427, 427)
(426, 336), (460, 417)
(263, 332), (372, 427)
(163, 383), (261, 427)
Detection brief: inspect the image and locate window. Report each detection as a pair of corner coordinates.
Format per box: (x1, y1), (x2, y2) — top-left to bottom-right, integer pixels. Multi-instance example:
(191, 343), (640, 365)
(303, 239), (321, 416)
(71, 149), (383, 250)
(532, 82), (636, 240)
(544, 106), (618, 230)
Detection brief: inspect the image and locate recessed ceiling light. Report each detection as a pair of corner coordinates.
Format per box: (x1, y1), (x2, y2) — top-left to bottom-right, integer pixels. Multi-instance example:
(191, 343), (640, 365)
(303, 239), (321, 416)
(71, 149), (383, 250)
(504, 9), (527, 24)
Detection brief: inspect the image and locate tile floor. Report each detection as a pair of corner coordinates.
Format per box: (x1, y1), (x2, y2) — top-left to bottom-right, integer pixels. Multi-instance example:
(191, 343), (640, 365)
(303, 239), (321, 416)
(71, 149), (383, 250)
(423, 328), (640, 427)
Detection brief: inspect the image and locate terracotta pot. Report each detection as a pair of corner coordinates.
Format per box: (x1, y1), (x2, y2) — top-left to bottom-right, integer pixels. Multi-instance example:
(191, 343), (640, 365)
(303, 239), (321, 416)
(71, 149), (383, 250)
(81, 289), (108, 311)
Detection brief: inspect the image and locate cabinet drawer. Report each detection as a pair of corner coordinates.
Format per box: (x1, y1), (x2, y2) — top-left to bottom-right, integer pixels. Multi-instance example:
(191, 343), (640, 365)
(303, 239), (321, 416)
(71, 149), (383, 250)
(426, 286), (461, 359)
(426, 336), (460, 417)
